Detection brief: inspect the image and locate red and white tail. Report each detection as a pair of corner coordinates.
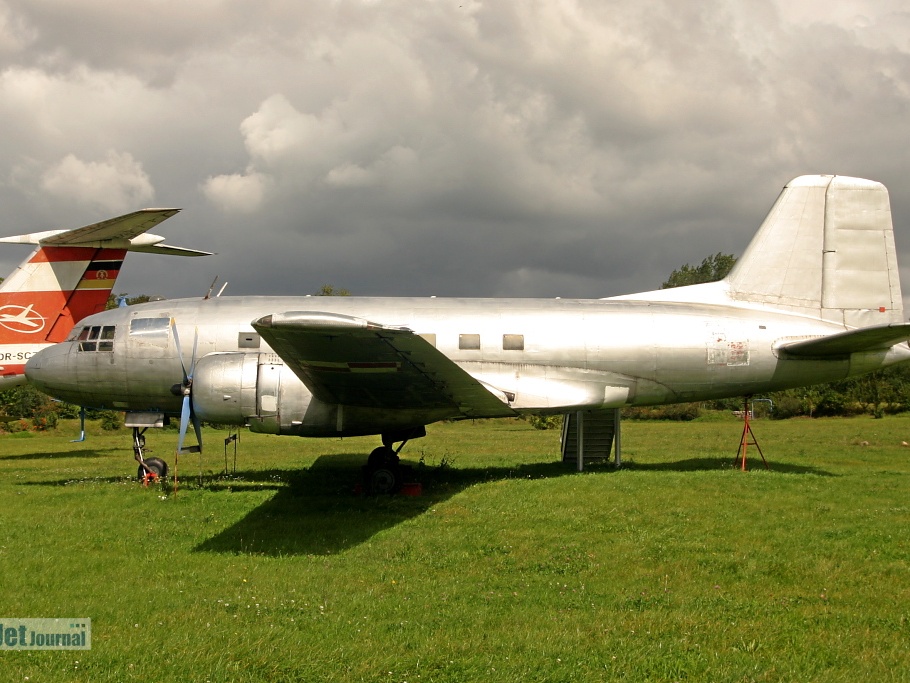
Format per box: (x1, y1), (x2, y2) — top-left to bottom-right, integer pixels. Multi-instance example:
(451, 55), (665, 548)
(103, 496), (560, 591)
(0, 208), (210, 387)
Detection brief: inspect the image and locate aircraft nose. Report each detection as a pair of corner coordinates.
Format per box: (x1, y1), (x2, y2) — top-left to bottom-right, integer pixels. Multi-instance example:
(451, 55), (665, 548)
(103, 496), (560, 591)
(25, 344), (48, 372)
(25, 344), (69, 395)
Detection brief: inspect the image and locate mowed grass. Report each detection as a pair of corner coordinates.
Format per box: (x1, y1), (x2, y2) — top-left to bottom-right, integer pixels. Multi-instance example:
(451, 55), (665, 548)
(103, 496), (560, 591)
(1, 415), (910, 682)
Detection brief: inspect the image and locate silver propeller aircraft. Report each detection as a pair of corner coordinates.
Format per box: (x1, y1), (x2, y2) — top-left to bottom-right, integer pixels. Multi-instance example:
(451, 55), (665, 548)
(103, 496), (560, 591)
(24, 175), (910, 489)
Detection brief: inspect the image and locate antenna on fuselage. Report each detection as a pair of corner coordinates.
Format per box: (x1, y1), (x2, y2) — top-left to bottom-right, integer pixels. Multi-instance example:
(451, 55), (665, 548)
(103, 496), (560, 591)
(202, 276), (229, 299)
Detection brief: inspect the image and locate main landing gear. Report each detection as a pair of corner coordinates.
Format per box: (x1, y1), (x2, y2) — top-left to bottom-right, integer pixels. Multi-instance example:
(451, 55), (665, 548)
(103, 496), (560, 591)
(362, 428), (425, 494)
(133, 426), (168, 486)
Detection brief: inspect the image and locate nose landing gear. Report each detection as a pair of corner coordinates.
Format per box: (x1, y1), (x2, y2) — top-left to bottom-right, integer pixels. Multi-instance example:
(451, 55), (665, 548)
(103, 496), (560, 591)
(133, 426), (169, 485)
(125, 413), (170, 485)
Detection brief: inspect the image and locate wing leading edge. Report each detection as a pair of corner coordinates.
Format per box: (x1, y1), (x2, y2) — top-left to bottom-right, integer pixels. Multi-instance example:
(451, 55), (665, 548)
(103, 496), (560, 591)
(252, 311), (518, 418)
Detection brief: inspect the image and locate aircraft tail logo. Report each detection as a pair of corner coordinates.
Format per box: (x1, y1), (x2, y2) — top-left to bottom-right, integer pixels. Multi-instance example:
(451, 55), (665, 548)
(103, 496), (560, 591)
(0, 304), (47, 334)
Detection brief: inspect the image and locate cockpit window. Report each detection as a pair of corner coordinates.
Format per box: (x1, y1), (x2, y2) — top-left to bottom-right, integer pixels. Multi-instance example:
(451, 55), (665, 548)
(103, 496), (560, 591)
(98, 326), (115, 351)
(77, 325), (116, 352)
(129, 318), (170, 339)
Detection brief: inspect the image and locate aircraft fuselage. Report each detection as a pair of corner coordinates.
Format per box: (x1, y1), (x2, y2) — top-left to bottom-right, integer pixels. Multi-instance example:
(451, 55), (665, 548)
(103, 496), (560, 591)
(25, 295), (910, 437)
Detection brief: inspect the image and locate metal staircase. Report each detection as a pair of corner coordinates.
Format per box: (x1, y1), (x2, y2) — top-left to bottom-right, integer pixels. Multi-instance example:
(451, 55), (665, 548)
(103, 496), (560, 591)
(561, 408), (622, 470)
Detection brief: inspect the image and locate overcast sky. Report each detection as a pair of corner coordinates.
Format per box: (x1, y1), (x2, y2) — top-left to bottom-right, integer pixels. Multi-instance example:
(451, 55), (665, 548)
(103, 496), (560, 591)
(1, 0), (909, 303)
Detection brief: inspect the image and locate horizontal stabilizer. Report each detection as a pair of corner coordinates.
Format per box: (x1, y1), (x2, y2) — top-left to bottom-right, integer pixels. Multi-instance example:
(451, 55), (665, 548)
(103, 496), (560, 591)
(125, 243), (214, 257)
(253, 311), (517, 418)
(779, 323), (910, 358)
(0, 208), (212, 256)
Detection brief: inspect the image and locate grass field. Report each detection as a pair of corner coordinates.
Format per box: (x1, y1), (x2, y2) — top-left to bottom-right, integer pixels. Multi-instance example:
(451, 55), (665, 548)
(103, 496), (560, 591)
(1, 415), (909, 682)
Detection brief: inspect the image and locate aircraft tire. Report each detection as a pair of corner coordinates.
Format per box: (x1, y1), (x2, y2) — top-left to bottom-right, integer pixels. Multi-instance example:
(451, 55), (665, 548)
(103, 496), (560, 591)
(138, 457), (169, 481)
(367, 446), (398, 468)
(368, 466), (399, 495)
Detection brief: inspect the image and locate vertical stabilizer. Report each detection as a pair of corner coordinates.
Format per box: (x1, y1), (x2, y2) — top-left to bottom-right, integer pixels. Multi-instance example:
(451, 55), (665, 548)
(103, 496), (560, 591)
(0, 246), (128, 342)
(726, 175), (903, 326)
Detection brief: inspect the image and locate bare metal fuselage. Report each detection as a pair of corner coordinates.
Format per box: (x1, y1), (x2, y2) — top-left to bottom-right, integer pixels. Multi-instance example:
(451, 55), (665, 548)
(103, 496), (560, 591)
(25, 294), (910, 437)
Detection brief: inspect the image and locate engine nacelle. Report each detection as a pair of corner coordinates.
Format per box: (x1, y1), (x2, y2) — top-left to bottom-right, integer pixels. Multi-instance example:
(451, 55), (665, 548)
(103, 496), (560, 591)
(192, 352), (314, 435)
(192, 352), (446, 438)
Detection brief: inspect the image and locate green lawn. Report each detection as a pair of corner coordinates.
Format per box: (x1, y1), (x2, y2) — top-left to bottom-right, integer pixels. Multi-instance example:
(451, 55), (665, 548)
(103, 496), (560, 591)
(1, 416), (909, 681)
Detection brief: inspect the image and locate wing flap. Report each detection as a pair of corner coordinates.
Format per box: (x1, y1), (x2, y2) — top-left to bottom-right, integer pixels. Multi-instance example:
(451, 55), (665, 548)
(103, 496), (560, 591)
(778, 323), (910, 358)
(252, 311), (517, 418)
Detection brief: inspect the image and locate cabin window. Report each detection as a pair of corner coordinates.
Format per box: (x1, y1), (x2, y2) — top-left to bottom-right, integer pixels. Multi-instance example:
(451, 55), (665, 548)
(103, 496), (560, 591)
(503, 334), (524, 351)
(130, 317), (170, 339)
(459, 334), (481, 350)
(78, 325), (116, 352)
(418, 333), (437, 347)
(238, 332), (261, 349)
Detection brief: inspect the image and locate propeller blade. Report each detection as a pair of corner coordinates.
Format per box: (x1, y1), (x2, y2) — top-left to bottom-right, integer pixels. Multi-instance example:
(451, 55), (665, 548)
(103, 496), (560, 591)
(170, 318), (189, 383)
(192, 409), (203, 454)
(173, 319), (202, 454)
(177, 393), (191, 453)
(188, 326), (199, 380)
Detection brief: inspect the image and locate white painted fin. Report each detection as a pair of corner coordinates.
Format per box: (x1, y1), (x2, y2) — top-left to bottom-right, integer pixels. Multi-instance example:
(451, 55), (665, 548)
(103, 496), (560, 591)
(726, 175), (903, 326)
(609, 175), (904, 328)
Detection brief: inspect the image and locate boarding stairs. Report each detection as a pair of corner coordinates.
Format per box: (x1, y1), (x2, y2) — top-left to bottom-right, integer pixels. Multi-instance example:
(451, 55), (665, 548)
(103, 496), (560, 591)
(561, 408), (622, 470)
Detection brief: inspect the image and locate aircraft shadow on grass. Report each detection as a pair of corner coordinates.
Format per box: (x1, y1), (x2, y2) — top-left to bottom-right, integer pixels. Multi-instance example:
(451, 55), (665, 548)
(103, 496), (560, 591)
(193, 453), (832, 557)
(623, 457), (835, 476)
(0, 447), (119, 461)
(9, 447), (831, 551)
(194, 454), (574, 557)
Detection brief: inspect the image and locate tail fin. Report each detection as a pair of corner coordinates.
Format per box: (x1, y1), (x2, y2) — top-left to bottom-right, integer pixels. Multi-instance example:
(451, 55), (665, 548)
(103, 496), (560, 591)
(0, 245), (130, 345)
(0, 208), (210, 386)
(726, 175), (903, 326)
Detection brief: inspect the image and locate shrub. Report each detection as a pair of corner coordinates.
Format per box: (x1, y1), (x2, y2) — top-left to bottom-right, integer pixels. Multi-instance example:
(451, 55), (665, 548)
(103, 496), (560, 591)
(623, 403), (701, 421)
(524, 414), (564, 430)
(31, 412), (58, 431)
(100, 411), (123, 431)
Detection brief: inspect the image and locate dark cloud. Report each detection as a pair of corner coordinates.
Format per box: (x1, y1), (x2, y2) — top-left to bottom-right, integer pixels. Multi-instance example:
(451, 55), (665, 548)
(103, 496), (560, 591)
(1, 0), (910, 308)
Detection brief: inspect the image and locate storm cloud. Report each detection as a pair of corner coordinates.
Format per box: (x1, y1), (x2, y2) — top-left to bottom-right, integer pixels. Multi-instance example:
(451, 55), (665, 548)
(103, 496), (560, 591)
(1, 0), (909, 303)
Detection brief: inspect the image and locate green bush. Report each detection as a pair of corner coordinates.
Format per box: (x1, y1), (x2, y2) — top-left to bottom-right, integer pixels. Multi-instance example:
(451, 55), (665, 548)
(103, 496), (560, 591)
(523, 414), (563, 430)
(31, 412), (58, 431)
(623, 403), (701, 421)
(100, 411), (123, 431)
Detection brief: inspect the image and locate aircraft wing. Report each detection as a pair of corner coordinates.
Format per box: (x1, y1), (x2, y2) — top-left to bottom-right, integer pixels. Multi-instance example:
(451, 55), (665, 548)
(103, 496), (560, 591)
(252, 311), (518, 418)
(0, 208), (213, 256)
(779, 323), (910, 358)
